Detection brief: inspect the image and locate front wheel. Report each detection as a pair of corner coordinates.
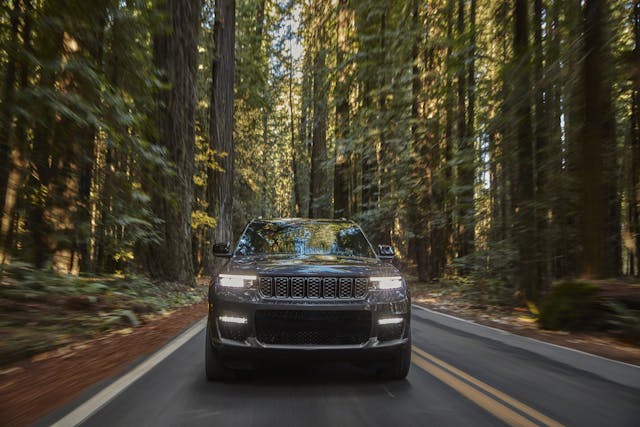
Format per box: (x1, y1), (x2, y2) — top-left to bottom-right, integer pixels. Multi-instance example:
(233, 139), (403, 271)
(205, 324), (233, 381)
(377, 335), (411, 380)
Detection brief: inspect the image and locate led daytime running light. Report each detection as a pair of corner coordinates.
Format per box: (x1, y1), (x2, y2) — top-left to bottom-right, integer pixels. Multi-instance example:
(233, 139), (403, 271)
(218, 274), (257, 288)
(370, 276), (403, 290)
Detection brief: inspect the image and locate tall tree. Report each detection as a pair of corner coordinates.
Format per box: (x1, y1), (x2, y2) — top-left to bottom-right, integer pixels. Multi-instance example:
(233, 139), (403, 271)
(513, 0), (537, 299)
(457, 0), (476, 258)
(533, 0), (548, 285)
(309, 2), (329, 218)
(630, 0), (640, 276)
(146, 0), (201, 284)
(333, 0), (350, 219)
(207, 0), (236, 271)
(0, 0), (20, 223)
(581, 0), (607, 277)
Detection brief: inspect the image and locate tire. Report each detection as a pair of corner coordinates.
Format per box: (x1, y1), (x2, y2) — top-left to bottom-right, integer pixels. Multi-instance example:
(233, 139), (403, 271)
(377, 335), (411, 380)
(205, 325), (233, 381)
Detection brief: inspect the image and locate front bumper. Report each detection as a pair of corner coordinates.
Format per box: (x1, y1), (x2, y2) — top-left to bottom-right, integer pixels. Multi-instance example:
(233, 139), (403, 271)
(207, 285), (411, 356)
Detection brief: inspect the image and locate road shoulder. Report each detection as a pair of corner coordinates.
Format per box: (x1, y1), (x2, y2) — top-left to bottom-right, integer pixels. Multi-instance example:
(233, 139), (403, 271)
(413, 304), (640, 390)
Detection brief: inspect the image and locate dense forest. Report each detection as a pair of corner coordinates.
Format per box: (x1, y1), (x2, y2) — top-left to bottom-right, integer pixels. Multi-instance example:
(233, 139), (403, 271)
(0, 0), (638, 302)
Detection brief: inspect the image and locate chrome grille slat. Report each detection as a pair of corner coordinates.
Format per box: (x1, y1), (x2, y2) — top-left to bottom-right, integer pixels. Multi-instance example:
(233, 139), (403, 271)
(258, 276), (368, 300)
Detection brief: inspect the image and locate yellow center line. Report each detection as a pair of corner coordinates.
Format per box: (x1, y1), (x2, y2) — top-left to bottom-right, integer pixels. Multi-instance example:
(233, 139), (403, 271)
(411, 353), (538, 427)
(412, 346), (563, 427)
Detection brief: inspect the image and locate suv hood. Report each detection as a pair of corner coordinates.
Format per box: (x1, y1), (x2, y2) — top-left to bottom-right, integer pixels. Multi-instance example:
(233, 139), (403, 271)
(225, 254), (400, 277)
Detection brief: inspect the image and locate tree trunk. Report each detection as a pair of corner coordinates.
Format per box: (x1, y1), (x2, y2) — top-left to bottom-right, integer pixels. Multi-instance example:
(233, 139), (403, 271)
(26, 0), (65, 268)
(411, 0), (430, 281)
(309, 26), (329, 218)
(455, 0), (469, 258)
(146, 0), (200, 284)
(581, 0), (607, 278)
(288, 15), (300, 216)
(206, 0), (235, 274)
(442, 0), (455, 269)
(74, 0), (109, 273)
(546, 0), (564, 279)
(2, 0), (32, 258)
(0, 0), (20, 224)
(631, 0), (640, 276)
(533, 0), (548, 286)
(562, 0), (585, 278)
(513, 0), (537, 299)
(333, 0), (350, 219)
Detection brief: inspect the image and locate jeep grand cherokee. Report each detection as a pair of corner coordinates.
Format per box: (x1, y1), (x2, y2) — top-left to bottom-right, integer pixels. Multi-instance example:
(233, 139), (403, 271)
(205, 218), (411, 380)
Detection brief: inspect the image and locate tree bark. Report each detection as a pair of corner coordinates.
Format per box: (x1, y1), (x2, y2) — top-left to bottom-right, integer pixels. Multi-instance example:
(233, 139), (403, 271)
(533, 0), (548, 286)
(73, 0), (109, 273)
(581, 0), (607, 278)
(0, 0), (20, 224)
(206, 0), (235, 274)
(2, 0), (32, 259)
(631, 0), (640, 276)
(333, 0), (350, 219)
(513, 0), (537, 299)
(26, 0), (65, 268)
(309, 23), (329, 218)
(146, 0), (200, 284)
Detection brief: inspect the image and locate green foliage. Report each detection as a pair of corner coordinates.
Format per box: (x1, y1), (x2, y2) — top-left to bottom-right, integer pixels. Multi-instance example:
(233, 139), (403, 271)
(451, 240), (519, 304)
(538, 282), (604, 331)
(607, 301), (640, 342)
(0, 262), (205, 366)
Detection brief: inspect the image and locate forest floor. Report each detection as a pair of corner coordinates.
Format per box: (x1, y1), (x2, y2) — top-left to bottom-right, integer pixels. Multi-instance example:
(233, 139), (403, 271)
(0, 263), (207, 367)
(1, 263), (210, 425)
(0, 300), (207, 427)
(410, 280), (640, 366)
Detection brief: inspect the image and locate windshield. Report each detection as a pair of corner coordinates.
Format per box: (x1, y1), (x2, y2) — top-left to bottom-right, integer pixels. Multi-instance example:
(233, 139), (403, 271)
(235, 221), (376, 258)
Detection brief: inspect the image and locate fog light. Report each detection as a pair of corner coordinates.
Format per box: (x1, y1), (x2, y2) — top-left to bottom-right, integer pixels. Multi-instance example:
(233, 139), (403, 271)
(219, 315), (248, 324)
(378, 317), (403, 325)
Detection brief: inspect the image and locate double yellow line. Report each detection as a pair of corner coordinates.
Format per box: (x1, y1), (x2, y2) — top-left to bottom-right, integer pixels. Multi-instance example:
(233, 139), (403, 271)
(411, 346), (564, 427)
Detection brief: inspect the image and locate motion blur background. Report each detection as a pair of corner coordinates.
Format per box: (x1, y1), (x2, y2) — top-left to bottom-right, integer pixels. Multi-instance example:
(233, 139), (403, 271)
(0, 1), (639, 424)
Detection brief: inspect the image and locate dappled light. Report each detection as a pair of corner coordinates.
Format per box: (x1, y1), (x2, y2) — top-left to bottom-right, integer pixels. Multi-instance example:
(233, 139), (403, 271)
(0, 0), (639, 426)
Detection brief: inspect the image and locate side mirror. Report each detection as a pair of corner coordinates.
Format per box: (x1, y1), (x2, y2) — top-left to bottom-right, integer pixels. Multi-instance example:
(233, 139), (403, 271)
(378, 244), (395, 260)
(213, 242), (233, 258)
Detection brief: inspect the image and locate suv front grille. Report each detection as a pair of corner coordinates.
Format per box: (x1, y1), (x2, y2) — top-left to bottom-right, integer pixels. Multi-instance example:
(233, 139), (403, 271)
(259, 276), (368, 299)
(255, 310), (371, 345)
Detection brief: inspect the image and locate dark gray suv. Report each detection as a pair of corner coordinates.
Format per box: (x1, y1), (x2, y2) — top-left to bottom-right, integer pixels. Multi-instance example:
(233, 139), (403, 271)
(205, 218), (411, 380)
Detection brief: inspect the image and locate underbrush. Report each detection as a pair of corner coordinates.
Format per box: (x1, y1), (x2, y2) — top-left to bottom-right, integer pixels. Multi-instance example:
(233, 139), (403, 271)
(410, 275), (516, 308)
(539, 280), (640, 342)
(0, 262), (206, 366)
(411, 275), (640, 344)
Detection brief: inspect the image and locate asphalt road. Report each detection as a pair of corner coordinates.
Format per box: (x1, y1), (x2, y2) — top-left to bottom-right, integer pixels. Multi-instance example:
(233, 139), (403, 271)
(53, 308), (640, 427)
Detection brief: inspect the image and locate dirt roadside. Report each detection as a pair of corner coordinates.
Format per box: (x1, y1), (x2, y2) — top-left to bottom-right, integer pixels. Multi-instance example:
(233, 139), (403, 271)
(0, 302), (207, 427)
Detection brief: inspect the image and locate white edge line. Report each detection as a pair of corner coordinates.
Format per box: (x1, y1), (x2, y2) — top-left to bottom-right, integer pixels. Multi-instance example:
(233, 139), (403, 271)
(412, 304), (640, 370)
(52, 317), (207, 427)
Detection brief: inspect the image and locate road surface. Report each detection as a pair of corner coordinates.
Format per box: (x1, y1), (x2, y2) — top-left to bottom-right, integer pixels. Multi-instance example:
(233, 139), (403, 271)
(45, 307), (640, 427)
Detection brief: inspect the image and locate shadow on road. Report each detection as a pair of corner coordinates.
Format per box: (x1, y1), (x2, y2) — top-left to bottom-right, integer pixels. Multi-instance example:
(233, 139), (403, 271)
(193, 360), (413, 393)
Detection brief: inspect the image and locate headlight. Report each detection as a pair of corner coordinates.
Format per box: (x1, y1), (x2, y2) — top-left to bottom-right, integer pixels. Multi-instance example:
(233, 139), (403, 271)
(218, 274), (256, 288)
(370, 276), (403, 290)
